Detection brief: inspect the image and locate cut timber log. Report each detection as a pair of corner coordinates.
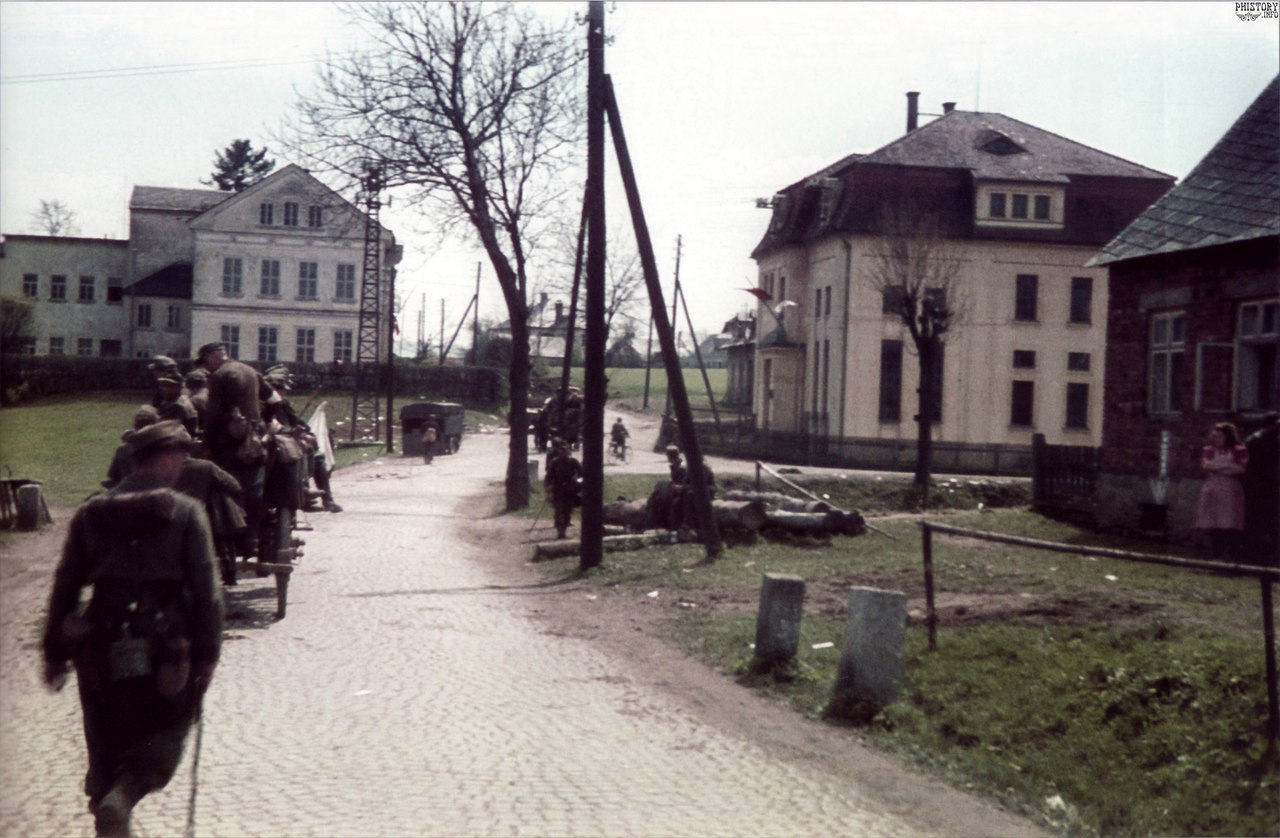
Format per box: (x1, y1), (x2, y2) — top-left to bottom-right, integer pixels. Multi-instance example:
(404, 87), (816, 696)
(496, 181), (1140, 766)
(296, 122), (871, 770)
(763, 509), (867, 536)
(532, 530), (678, 561)
(603, 499), (648, 530)
(722, 490), (831, 514)
(712, 499), (768, 531)
(602, 498), (768, 533)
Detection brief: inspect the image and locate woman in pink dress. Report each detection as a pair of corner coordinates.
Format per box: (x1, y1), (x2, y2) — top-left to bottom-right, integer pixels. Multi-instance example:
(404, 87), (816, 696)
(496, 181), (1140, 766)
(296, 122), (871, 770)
(1193, 422), (1249, 560)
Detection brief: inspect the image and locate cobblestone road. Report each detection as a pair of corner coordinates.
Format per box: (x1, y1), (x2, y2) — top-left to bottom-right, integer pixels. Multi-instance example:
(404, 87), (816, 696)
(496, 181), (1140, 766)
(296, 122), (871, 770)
(1, 431), (1034, 838)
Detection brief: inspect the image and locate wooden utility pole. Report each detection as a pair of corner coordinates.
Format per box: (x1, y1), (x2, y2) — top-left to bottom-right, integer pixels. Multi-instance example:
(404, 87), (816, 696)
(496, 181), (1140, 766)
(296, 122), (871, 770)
(604, 74), (721, 560)
(664, 238), (682, 417)
(579, 0), (607, 569)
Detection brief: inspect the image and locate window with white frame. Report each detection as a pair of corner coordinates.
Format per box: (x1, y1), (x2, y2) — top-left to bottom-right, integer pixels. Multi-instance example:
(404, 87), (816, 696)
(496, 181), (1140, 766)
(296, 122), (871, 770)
(1066, 382), (1090, 429)
(307, 205), (323, 228)
(22, 274), (37, 298)
(50, 275), (67, 301)
(137, 303), (152, 328)
(260, 259), (281, 296)
(1067, 352), (1091, 372)
(259, 203), (274, 225)
(336, 263), (356, 300)
(334, 329), (354, 363)
(976, 183), (1064, 229)
(1015, 274), (1038, 321)
(296, 328), (316, 363)
(222, 258), (243, 296)
(283, 202), (299, 227)
(1149, 311), (1185, 415)
(167, 305), (181, 331)
(48, 337), (65, 355)
(1069, 276), (1093, 324)
(78, 276), (95, 302)
(220, 325), (241, 358)
(76, 338), (93, 356)
(298, 261), (318, 299)
(258, 326), (279, 362)
(1010, 380), (1034, 427)
(1237, 299), (1279, 411)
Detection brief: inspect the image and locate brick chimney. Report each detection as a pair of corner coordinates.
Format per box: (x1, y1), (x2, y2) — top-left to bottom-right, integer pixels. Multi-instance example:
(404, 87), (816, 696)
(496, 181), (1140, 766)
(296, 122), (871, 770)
(943, 101), (956, 114)
(906, 91), (920, 132)
(554, 301), (564, 324)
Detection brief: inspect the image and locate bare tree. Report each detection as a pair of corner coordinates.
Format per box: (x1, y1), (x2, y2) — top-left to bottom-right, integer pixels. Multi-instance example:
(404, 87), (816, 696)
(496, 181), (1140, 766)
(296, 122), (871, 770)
(30, 200), (80, 236)
(865, 202), (966, 504)
(283, 1), (584, 510)
(545, 221), (646, 345)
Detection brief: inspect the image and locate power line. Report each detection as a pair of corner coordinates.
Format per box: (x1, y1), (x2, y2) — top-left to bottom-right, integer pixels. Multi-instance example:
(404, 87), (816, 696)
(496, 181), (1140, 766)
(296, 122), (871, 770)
(0, 54), (340, 86)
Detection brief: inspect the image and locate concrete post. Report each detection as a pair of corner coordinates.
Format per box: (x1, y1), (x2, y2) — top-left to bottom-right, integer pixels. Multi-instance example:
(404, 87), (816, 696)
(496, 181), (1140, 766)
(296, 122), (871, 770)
(834, 586), (907, 713)
(753, 573), (805, 668)
(16, 484), (43, 531)
(527, 459), (540, 492)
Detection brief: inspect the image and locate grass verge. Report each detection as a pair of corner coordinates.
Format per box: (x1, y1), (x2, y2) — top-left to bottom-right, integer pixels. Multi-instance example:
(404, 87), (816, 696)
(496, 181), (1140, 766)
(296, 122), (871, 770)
(531, 505), (1279, 837)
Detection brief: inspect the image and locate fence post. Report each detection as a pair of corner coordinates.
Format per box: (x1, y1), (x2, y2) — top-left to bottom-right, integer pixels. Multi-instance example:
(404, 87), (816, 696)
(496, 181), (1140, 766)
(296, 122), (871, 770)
(1262, 577), (1279, 754)
(922, 521), (937, 652)
(1031, 433), (1046, 510)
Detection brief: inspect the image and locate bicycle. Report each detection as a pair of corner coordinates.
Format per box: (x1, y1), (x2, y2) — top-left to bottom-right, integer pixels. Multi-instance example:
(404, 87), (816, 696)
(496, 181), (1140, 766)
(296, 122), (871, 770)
(608, 439), (632, 464)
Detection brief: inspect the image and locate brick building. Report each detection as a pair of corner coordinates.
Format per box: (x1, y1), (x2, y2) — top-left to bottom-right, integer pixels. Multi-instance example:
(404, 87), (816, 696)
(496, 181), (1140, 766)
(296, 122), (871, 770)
(1091, 75), (1278, 537)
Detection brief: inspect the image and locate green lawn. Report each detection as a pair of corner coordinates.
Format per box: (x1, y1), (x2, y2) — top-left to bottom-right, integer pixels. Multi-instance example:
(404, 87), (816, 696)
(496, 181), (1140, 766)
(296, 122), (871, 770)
(555, 366), (728, 413)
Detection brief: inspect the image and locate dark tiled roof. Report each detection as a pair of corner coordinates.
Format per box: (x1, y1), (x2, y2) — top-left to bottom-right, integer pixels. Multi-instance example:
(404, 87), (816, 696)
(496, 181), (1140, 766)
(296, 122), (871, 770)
(127, 262), (192, 298)
(130, 186), (229, 213)
(862, 110), (1170, 182)
(1092, 75), (1280, 265)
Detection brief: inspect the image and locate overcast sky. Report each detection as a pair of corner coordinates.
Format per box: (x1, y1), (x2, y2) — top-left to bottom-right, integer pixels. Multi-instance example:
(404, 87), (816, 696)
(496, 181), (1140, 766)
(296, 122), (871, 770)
(1, 2), (1276, 352)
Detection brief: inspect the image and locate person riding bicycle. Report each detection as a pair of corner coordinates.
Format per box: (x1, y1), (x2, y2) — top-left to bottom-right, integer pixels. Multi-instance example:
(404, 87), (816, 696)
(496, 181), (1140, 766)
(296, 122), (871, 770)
(610, 417), (629, 457)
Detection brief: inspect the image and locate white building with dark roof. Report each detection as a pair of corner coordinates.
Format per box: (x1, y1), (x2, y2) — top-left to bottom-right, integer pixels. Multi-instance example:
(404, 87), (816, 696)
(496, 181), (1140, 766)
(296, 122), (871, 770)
(749, 93), (1174, 471)
(1, 165), (400, 364)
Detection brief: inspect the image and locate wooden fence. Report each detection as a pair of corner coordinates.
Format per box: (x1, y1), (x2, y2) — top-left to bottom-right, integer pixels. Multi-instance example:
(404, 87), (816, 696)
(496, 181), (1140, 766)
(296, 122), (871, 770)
(1031, 433), (1099, 520)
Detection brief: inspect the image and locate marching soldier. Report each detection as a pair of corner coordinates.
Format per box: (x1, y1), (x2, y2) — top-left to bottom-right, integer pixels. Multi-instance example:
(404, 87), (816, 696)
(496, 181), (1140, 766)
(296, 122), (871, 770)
(544, 439), (582, 539)
(43, 421), (222, 837)
(198, 341), (268, 557)
(154, 373), (198, 437)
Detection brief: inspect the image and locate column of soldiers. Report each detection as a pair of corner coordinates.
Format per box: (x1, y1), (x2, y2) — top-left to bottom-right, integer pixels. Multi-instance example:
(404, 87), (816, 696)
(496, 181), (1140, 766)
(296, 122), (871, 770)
(43, 342), (355, 835)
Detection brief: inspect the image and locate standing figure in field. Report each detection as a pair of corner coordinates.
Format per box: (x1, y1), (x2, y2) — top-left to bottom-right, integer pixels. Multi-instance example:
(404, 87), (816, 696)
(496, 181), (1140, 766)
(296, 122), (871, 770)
(1193, 421), (1249, 561)
(42, 421), (223, 837)
(544, 439), (583, 540)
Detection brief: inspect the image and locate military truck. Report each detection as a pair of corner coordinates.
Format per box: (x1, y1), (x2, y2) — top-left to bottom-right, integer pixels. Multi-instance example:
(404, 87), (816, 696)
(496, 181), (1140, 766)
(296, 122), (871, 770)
(401, 402), (465, 456)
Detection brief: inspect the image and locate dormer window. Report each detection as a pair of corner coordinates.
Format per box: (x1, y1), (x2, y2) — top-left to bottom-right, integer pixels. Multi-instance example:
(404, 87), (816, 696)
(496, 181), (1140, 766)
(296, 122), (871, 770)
(816, 179), (842, 227)
(977, 182), (1064, 230)
(768, 195), (790, 234)
(976, 130), (1026, 156)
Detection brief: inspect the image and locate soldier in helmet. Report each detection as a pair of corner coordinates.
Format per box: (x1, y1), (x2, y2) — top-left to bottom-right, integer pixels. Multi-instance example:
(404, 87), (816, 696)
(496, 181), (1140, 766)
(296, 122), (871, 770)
(43, 421), (222, 837)
(154, 373), (198, 437)
(146, 356), (180, 409)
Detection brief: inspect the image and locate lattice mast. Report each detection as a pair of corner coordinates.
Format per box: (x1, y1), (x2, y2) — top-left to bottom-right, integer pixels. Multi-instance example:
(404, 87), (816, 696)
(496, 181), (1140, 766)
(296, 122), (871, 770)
(350, 164), (384, 440)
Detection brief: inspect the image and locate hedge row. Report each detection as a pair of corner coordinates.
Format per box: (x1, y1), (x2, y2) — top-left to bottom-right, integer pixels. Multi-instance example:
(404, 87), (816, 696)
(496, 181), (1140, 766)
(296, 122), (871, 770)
(0, 355), (507, 409)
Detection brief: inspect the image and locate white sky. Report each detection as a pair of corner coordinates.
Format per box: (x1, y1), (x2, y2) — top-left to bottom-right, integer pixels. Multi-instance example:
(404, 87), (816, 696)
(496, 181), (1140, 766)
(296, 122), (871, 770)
(1, 2), (1276, 352)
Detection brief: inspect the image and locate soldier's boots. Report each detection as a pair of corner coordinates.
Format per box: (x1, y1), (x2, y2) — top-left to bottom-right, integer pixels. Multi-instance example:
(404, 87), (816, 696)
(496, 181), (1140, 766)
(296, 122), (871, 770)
(92, 784), (133, 837)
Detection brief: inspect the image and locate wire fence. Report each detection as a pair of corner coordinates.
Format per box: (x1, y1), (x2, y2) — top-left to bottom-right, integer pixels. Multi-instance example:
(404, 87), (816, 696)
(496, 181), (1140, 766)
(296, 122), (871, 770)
(918, 520), (1280, 750)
